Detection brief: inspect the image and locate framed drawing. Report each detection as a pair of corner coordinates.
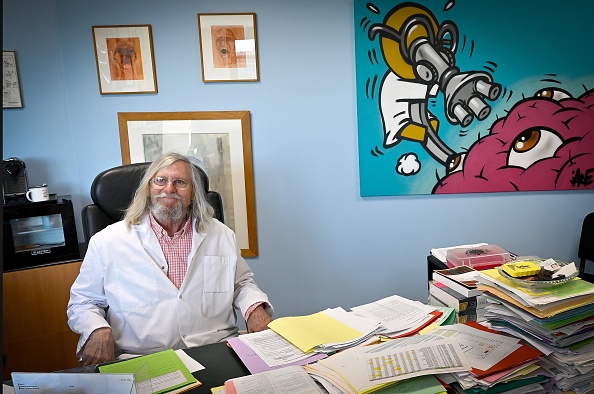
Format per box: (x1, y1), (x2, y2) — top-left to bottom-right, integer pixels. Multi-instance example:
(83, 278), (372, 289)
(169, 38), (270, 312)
(92, 25), (158, 94)
(3, 51), (24, 108)
(118, 111), (258, 257)
(198, 13), (259, 82)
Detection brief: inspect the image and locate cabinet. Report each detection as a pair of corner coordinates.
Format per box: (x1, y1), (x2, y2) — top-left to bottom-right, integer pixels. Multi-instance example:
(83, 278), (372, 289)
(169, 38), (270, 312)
(2, 261), (82, 381)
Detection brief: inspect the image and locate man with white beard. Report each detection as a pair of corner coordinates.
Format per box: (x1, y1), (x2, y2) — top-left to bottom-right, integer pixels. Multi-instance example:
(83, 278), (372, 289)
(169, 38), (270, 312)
(67, 152), (272, 366)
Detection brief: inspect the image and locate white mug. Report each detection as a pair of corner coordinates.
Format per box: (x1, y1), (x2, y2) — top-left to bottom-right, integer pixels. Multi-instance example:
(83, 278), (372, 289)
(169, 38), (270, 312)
(26, 185), (49, 202)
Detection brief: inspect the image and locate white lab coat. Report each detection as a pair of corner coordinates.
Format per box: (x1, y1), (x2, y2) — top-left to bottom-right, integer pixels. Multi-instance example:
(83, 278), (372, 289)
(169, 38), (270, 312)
(67, 216), (272, 358)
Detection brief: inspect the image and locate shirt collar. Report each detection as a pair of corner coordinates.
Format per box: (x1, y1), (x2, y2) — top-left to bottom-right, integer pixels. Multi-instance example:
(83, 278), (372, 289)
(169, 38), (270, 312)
(149, 213), (192, 239)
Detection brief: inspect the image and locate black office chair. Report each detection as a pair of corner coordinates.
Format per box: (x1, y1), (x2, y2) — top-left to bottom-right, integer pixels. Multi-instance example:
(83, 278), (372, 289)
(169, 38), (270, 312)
(82, 162), (224, 242)
(578, 212), (594, 283)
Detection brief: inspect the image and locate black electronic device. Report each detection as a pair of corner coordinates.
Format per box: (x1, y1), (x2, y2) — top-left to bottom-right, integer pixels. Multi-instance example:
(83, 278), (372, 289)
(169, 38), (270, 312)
(2, 157), (29, 204)
(3, 195), (80, 271)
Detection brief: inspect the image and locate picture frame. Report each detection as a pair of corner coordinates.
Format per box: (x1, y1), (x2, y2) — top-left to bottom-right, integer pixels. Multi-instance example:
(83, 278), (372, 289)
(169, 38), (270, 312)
(198, 13), (259, 82)
(118, 111), (258, 257)
(92, 25), (158, 94)
(3, 51), (24, 108)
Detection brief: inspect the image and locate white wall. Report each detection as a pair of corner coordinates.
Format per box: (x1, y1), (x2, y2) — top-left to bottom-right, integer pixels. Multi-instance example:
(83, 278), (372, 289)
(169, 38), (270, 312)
(3, 0), (594, 320)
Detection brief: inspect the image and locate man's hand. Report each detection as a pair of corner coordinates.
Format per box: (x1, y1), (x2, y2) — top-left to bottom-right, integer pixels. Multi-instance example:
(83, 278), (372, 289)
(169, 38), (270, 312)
(80, 327), (115, 366)
(246, 304), (272, 333)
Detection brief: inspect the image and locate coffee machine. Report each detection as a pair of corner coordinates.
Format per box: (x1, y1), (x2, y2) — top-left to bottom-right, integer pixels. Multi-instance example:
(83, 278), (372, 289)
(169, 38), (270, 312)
(2, 157), (29, 205)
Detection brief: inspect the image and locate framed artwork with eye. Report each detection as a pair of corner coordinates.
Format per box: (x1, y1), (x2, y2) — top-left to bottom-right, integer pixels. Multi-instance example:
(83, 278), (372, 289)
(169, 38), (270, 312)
(198, 13), (259, 82)
(92, 25), (158, 94)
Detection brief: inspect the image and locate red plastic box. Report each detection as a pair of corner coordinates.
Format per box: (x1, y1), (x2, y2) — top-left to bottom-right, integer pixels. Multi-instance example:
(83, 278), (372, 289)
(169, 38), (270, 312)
(446, 244), (511, 270)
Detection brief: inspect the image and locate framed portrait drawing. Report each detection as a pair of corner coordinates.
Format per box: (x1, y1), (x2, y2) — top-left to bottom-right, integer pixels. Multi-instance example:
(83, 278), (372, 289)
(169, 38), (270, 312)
(3, 51), (24, 108)
(118, 111), (258, 257)
(198, 13), (259, 82)
(92, 25), (158, 94)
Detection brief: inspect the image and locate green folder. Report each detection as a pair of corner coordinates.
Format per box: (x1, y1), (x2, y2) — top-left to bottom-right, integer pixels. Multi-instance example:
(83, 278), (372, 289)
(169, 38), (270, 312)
(99, 349), (199, 393)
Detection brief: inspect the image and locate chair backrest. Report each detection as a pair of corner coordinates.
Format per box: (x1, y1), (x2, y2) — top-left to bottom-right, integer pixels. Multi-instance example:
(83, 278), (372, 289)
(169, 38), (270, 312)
(578, 212), (594, 283)
(82, 162), (224, 242)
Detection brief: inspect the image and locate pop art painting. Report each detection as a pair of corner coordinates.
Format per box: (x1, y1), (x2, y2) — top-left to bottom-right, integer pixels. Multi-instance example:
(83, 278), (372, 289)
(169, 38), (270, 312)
(355, 0), (594, 196)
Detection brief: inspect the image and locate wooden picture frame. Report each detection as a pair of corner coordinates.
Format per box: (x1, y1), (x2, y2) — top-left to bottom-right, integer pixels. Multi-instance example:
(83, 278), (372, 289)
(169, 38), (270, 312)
(118, 111), (258, 257)
(92, 25), (158, 94)
(198, 13), (259, 82)
(3, 51), (24, 108)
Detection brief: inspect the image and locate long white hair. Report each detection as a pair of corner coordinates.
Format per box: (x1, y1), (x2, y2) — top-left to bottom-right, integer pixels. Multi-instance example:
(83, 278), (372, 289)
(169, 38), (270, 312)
(124, 152), (214, 233)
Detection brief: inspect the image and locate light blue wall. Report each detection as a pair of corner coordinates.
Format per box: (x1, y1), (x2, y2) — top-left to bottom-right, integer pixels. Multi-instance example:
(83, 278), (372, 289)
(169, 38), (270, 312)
(4, 0), (594, 320)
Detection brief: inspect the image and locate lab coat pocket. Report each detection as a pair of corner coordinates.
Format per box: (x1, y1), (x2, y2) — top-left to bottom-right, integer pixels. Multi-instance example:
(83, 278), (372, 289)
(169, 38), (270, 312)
(203, 256), (233, 293)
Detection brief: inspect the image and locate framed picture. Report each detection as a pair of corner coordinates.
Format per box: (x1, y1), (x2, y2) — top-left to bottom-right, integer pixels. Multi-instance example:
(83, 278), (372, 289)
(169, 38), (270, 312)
(198, 13), (259, 82)
(118, 111), (259, 257)
(92, 25), (158, 94)
(3, 51), (24, 108)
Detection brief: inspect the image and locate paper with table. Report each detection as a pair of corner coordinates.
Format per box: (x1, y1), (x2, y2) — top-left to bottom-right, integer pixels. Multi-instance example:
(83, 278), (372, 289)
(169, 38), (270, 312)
(308, 334), (470, 394)
(225, 336), (463, 394)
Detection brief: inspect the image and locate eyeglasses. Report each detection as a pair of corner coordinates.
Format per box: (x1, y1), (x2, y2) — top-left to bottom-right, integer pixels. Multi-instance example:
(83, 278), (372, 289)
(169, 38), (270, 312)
(150, 176), (191, 190)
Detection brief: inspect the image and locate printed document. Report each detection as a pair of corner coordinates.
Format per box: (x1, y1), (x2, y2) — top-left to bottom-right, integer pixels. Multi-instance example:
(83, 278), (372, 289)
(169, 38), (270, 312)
(350, 294), (437, 334)
(318, 336), (470, 392)
(225, 365), (324, 394)
(428, 324), (519, 371)
(236, 329), (314, 367)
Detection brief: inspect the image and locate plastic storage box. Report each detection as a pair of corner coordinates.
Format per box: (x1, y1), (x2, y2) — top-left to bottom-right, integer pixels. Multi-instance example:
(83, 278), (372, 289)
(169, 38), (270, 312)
(446, 244), (511, 270)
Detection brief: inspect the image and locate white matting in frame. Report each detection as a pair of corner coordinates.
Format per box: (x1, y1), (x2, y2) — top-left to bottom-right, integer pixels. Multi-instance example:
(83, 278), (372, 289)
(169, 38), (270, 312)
(92, 25), (158, 94)
(198, 13), (259, 82)
(118, 111), (258, 257)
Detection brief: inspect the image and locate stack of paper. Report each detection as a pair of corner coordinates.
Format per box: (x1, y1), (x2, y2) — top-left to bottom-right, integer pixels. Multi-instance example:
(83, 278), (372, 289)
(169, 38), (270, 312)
(427, 322), (553, 394)
(476, 267), (594, 392)
(267, 306), (383, 354)
(227, 329), (327, 374)
(224, 365), (325, 394)
(349, 294), (442, 338)
(305, 334), (470, 394)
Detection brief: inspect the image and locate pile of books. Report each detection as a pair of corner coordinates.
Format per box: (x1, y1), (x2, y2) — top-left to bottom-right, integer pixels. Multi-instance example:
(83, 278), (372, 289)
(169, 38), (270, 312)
(429, 265), (493, 323)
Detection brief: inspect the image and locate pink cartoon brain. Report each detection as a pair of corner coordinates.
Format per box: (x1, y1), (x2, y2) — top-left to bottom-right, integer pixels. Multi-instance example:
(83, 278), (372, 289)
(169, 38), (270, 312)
(433, 88), (594, 193)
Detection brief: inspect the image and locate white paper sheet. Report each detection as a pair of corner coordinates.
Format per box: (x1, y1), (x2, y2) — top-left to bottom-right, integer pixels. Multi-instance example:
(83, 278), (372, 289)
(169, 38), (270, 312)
(237, 329), (314, 367)
(350, 294), (437, 333)
(11, 372), (136, 394)
(227, 365), (324, 394)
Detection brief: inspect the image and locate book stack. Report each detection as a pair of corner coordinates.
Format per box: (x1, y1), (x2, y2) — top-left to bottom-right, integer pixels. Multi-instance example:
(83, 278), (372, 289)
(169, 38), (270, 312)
(428, 280), (490, 323)
(429, 265), (494, 323)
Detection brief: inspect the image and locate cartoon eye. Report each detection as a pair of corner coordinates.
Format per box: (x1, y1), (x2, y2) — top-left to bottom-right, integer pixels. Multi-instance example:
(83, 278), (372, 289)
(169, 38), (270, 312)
(535, 88), (571, 101)
(446, 153), (465, 174)
(508, 128), (563, 169)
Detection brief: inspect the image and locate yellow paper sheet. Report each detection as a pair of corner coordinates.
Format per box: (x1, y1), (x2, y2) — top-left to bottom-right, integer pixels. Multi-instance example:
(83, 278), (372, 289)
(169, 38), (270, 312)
(268, 311), (363, 352)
